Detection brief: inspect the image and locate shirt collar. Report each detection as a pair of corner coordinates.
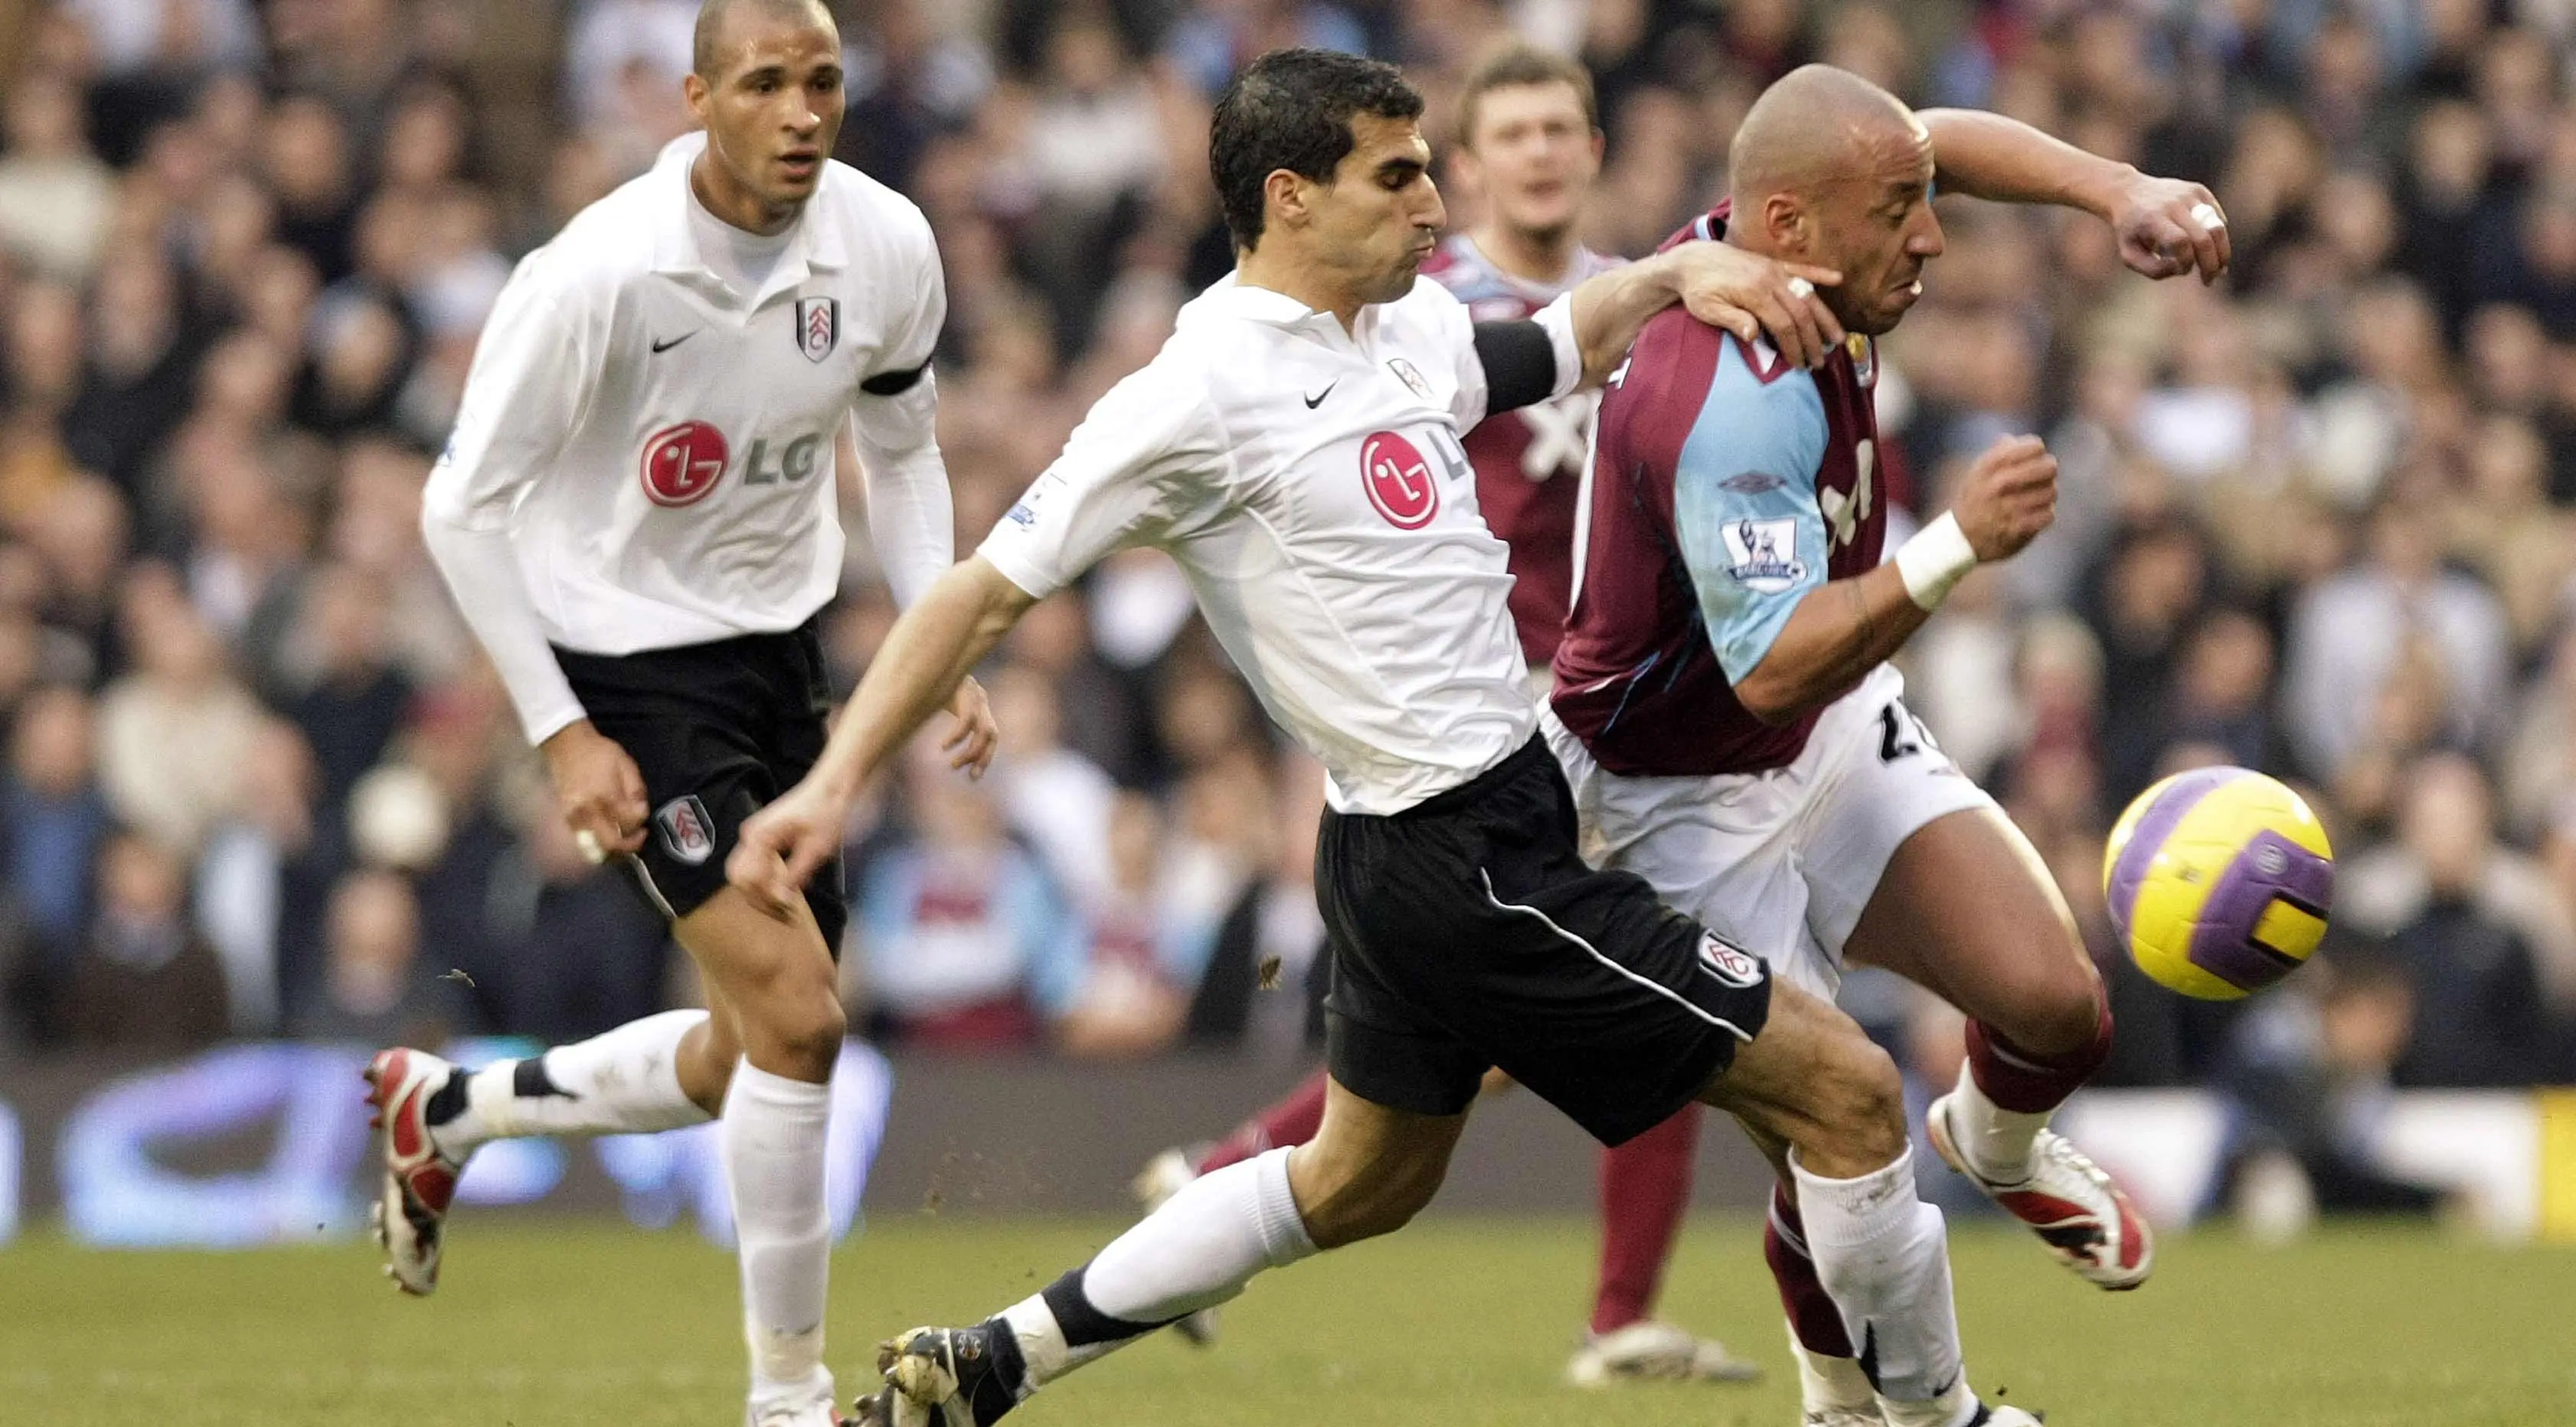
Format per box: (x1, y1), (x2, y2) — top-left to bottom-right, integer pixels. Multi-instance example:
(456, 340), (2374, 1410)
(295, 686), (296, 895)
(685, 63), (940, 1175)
(1189, 271), (1387, 345)
(649, 131), (848, 303)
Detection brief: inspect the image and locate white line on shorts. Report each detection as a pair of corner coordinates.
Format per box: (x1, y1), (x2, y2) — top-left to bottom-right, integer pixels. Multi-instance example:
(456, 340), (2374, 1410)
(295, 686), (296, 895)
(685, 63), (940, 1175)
(1478, 869), (1754, 1043)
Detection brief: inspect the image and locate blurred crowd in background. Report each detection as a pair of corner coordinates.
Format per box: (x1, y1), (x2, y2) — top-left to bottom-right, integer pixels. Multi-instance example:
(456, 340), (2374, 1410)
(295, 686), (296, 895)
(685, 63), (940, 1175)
(1, 0), (2574, 1193)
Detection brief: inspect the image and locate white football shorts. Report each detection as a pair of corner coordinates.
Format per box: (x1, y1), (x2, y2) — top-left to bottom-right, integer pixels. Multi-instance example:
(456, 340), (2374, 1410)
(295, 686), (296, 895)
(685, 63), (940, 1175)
(1541, 664), (1997, 999)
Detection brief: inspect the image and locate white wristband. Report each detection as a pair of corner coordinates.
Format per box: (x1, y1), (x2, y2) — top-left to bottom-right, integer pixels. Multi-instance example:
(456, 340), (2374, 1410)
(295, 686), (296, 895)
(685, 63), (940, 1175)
(1894, 511), (1978, 610)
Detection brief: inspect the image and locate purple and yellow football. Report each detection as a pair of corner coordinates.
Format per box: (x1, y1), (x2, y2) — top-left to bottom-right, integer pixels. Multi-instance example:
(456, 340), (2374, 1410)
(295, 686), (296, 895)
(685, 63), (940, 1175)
(2102, 766), (2336, 1001)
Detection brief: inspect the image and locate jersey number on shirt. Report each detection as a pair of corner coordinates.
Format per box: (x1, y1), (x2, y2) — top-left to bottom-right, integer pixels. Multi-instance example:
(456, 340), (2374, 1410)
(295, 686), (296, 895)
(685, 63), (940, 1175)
(1820, 439), (1875, 550)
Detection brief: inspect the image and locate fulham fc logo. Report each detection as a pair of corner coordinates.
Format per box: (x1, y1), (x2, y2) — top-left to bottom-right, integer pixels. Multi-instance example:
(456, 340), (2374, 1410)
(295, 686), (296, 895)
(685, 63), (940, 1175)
(796, 296), (839, 363)
(655, 795), (718, 865)
(1696, 932), (1765, 989)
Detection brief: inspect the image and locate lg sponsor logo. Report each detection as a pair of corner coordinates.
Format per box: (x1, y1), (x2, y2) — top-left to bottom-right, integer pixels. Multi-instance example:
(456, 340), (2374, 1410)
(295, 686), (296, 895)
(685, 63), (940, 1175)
(637, 422), (825, 508)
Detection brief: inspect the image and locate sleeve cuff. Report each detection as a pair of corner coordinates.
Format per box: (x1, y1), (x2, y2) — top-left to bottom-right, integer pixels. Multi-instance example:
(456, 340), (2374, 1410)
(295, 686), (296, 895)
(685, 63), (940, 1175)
(975, 536), (1062, 603)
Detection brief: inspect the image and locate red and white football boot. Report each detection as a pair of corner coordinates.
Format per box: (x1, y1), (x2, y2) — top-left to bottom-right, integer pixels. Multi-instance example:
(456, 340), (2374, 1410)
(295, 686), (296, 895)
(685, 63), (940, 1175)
(363, 1047), (469, 1296)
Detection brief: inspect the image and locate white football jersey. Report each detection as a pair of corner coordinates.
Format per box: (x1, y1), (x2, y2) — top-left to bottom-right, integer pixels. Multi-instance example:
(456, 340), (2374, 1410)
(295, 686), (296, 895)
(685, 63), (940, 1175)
(981, 274), (1577, 815)
(426, 133), (946, 658)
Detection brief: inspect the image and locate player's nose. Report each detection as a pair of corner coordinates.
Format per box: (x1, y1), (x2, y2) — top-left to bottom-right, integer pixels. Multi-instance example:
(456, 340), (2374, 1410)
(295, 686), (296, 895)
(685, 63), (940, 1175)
(1909, 205), (1946, 258)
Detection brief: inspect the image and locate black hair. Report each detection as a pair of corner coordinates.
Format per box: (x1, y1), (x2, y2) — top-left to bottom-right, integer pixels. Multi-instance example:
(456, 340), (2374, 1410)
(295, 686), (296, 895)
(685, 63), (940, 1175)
(1209, 48), (1424, 253)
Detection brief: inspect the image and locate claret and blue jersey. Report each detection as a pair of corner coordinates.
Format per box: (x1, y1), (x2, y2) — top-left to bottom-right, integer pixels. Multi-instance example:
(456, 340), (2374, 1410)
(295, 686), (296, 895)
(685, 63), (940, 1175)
(1551, 211), (1890, 777)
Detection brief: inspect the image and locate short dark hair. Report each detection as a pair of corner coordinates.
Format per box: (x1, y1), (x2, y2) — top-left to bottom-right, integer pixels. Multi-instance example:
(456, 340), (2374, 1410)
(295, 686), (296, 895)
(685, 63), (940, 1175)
(1210, 48), (1424, 253)
(1456, 43), (1597, 150)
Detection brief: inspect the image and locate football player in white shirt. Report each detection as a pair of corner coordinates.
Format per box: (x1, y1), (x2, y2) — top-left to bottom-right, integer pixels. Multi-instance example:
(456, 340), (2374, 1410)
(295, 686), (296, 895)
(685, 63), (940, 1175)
(361, 2), (994, 1425)
(735, 49), (2036, 1427)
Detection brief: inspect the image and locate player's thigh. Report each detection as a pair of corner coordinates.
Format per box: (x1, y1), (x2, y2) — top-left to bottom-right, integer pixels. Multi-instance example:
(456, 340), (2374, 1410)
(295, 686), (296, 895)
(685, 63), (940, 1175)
(1695, 976), (1904, 1178)
(1288, 1075), (1471, 1249)
(673, 885), (843, 1053)
(1841, 804), (2100, 1051)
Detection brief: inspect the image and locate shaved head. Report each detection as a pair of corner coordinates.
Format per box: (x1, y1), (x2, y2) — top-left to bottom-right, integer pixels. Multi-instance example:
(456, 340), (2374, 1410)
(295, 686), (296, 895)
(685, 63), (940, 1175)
(1724, 64), (1942, 336)
(693, 0), (832, 79)
(1729, 64), (1923, 207)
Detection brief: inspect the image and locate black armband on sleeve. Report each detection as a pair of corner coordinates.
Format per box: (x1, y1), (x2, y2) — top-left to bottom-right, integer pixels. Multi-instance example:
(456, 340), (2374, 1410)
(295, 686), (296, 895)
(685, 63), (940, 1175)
(1473, 320), (1561, 415)
(859, 361), (930, 397)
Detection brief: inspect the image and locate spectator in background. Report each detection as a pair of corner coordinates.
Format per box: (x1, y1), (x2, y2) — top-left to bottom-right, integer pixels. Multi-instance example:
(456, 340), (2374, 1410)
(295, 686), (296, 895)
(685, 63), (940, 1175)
(2341, 753), (2576, 1049)
(60, 829), (229, 1050)
(2281, 495), (2509, 792)
(0, 684), (107, 1043)
(2214, 935), (2447, 1225)
(1054, 793), (1215, 1061)
(2159, 606), (2281, 776)
(851, 743), (1083, 1050)
(2503, 625), (2576, 842)
(1190, 749), (1329, 1059)
(194, 717), (321, 1037)
(96, 570), (263, 853)
(60, 250), (201, 494)
(2082, 514), (2217, 806)
(986, 661), (1116, 903)
(278, 563), (414, 810)
(0, 72), (115, 281)
(291, 867), (455, 1045)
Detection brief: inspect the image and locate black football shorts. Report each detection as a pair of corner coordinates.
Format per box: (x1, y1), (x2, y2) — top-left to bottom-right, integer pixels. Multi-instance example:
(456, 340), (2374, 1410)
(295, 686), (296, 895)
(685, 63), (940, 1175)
(1316, 736), (1773, 1146)
(551, 619), (846, 955)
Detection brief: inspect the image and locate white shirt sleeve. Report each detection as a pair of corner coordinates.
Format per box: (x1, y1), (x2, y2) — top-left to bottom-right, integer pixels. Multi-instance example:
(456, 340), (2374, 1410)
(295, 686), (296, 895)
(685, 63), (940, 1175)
(848, 209), (955, 608)
(1414, 279), (1492, 433)
(977, 359), (1225, 601)
(420, 256), (604, 746)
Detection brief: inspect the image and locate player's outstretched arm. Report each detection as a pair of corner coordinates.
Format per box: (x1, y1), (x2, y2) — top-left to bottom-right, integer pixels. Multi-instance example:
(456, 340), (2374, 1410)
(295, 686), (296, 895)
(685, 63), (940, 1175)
(1916, 108), (2231, 284)
(1734, 435), (2057, 724)
(727, 555), (1035, 916)
(1564, 243), (1845, 383)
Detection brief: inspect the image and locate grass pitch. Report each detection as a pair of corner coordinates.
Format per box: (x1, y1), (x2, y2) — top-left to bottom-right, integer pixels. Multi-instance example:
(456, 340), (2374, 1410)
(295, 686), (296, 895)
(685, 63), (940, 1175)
(2, 1216), (2570, 1426)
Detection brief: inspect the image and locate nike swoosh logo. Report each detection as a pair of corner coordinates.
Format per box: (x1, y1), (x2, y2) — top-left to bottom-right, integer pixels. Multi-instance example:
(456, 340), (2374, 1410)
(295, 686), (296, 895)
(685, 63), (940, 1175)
(1303, 381), (1335, 409)
(650, 333), (696, 353)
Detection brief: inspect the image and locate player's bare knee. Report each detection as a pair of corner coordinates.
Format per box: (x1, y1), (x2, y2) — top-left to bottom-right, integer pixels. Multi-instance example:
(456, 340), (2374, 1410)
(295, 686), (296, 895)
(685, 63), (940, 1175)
(742, 981), (846, 1080)
(1993, 950), (2104, 1059)
(1806, 1035), (1907, 1173)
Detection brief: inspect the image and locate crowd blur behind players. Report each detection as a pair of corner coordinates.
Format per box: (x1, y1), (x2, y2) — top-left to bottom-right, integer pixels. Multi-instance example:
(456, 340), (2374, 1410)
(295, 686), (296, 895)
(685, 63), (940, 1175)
(0, 0), (2571, 1112)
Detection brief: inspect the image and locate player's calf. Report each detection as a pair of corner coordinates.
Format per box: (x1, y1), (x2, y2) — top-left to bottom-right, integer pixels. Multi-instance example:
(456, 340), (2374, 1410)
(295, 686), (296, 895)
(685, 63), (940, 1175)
(1283, 1112), (1457, 1249)
(1702, 984), (2005, 1427)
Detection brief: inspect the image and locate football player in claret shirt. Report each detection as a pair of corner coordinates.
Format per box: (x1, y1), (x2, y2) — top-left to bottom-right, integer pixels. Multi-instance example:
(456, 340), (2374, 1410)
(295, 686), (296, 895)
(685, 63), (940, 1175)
(1546, 64), (2231, 1426)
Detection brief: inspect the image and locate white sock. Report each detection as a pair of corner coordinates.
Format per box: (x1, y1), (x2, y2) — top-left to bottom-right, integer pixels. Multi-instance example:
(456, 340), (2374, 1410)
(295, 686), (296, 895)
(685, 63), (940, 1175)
(1001, 1147), (1316, 1392)
(432, 1009), (711, 1156)
(724, 1060), (835, 1412)
(1790, 1148), (1973, 1422)
(1946, 1059), (2052, 1184)
(1787, 1320), (1878, 1416)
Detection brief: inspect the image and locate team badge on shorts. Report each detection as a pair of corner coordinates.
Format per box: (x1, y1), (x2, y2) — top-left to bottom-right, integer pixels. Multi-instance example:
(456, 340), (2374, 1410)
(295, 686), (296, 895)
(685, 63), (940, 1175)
(655, 795), (718, 865)
(1697, 932), (1766, 988)
(796, 297), (839, 363)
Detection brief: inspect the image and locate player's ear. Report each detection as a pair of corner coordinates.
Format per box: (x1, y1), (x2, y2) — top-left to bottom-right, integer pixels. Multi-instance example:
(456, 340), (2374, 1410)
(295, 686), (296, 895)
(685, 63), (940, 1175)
(1264, 168), (1311, 232)
(684, 70), (712, 127)
(1760, 192), (1809, 256)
